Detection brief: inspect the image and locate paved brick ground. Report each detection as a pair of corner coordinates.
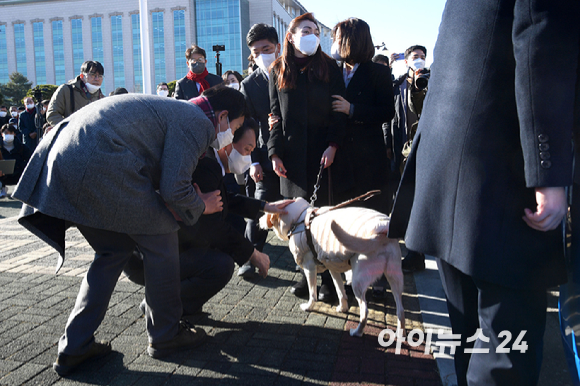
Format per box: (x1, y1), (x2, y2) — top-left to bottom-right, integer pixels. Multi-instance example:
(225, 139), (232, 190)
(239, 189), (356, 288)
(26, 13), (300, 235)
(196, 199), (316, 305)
(0, 215), (441, 386)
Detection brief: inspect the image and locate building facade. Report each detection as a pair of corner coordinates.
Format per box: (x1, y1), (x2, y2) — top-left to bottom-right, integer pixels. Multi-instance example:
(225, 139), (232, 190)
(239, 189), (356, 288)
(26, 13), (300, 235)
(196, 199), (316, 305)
(0, 0), (333, 94)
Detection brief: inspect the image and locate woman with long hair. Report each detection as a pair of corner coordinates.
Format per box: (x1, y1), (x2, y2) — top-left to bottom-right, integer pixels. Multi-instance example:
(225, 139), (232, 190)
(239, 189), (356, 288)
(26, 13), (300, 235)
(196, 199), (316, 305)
(268, 12), (349, 302)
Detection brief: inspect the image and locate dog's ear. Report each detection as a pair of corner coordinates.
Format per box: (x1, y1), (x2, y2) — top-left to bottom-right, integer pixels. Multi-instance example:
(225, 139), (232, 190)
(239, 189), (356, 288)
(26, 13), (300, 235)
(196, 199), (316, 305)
(259, 213), (279, 230)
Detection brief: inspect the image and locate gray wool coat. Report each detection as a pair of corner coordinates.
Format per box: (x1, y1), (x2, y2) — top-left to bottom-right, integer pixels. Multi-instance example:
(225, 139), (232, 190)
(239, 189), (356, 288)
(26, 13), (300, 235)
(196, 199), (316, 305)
(13, 94), (215, 267)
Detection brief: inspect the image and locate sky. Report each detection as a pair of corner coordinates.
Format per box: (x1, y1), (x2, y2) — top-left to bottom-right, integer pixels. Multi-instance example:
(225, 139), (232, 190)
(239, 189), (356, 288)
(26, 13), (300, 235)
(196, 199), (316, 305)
(297, 0), (447, 67)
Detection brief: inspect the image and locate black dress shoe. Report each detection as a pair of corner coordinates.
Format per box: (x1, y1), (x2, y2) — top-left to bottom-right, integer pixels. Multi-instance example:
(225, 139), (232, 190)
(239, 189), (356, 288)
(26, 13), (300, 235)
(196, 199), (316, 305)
(290, 275), (309, 298)
(402, 251), (426, 273)
(318, 283), (337, 303)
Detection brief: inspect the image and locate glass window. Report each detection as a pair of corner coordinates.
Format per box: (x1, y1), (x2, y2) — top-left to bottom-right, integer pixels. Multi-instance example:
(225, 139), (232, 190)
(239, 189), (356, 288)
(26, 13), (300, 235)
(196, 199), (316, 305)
(111, 15), (124, 88)
(33, 22), (46, 84)
(131, 14), (143, 93)
(52, 20), (65, 85)
(152, 11), (165, 85)
(91, 17), (104, 94)
(0, 25), (8, 84)
(71, 19), (83, 76)
(173, 10), (186, 80)
(14, 23), (26, 76)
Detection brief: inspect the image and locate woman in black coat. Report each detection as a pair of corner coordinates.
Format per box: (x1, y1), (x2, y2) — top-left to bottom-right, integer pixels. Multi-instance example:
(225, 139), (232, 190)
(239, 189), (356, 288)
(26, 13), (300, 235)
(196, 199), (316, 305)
(268, 12), (348, 207)
(330, 18), (395, 214)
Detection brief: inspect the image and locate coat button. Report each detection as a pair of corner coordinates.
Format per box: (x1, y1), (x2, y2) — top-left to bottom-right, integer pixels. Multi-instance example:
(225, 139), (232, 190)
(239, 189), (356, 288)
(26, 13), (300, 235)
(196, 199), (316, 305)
(538, 134), (549, 143)
(539, 143), (550, 151)
(541, 160), (552, 169)
(539, 151), (551, 160)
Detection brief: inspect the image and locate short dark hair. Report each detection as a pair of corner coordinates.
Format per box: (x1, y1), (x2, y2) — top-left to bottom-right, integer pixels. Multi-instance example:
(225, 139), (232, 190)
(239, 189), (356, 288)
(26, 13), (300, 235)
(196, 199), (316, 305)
(372, 55), (389, 65)
(41, 100), (49, 106)
(201, 84), (247, 121)
(233, 117), (258, 144)
(80, 60), (105, 76)
(246, 23), (279, 47)
(0, 106), (6, 110)
(112, 87), (128, 95)
(157, 82), (168, 89)
(332, 18), (375, 64)
(1, 123), (14, 133)
(185, 45), (206, 60)
(18, 106), (25, 111)
(405, 45), (427, 59)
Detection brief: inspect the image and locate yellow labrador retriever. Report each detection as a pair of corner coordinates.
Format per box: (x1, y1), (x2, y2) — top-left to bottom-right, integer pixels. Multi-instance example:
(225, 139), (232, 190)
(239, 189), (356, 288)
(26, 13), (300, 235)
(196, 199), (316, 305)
(260, 197), (404, 337)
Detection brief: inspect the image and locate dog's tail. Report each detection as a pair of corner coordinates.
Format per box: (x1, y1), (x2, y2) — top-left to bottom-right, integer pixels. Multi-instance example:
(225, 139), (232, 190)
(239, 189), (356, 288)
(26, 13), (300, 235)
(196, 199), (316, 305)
(330, 220), (389, 255)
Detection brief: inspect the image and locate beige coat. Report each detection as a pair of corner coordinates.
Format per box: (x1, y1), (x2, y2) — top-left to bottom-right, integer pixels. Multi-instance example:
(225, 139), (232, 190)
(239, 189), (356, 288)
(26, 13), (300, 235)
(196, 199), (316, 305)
(46, 76), (104, 126)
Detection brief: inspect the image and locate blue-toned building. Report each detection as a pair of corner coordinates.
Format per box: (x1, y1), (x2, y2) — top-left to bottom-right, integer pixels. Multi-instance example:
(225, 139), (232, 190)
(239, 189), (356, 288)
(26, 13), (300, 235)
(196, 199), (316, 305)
(0, 0), (322, 93)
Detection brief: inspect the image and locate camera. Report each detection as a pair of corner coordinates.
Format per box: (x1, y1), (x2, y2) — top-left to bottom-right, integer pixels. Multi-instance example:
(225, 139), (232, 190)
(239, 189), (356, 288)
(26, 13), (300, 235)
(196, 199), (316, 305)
(33, 86), (47, 103)
(212, 45), (225, 52)
(414, 69), (430, 90)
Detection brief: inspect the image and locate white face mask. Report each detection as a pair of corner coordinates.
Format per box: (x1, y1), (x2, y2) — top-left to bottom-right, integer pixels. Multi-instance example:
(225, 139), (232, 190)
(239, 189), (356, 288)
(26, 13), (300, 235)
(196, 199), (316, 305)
(227, 147), (252, 174)
(226, 82), (239, 90)
(255, 52), (276, 75)
(410, 58), (426, 71)
(85, 82), (101, 94)
(26, 103), (35, 110)
(210, 117), (234, 150)
(11, 112), (17, 117)
(295, 34), (319, 56)
(3, 134), (14, 143)
(157, 90), (169, 97)
(0, 112), (6, 118)
(330, 41), (343, 61)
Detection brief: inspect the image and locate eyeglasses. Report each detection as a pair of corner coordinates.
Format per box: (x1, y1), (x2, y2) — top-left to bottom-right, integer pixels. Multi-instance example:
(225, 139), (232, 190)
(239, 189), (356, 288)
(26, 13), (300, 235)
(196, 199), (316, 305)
(85, 73), (104, 80)
(189, 58), (206, 64)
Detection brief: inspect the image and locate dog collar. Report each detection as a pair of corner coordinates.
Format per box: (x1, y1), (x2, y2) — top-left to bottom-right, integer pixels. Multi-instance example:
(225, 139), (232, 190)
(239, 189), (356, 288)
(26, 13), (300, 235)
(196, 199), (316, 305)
(287, 207), (309, 238)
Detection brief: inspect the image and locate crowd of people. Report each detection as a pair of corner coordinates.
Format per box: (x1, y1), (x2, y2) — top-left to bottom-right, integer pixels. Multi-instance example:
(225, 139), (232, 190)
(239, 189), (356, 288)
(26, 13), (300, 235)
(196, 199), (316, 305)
(5, 2), (579, 385)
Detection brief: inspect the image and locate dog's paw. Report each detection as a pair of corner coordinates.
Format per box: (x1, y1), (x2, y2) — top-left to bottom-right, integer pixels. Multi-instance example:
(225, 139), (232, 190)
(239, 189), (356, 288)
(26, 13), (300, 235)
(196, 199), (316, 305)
(336, 303), (348, 313)
(300, 302), (314, 311)
(349, 327), (363, 337)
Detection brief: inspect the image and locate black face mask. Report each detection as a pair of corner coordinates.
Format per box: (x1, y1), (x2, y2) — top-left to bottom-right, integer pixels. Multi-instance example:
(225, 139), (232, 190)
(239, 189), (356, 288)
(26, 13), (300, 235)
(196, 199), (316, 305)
(190, 61), (205, 74)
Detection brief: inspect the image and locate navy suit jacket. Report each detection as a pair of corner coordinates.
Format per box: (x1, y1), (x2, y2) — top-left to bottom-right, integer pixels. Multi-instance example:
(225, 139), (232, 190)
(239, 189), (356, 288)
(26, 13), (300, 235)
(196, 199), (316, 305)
(390, 0), (580, 289)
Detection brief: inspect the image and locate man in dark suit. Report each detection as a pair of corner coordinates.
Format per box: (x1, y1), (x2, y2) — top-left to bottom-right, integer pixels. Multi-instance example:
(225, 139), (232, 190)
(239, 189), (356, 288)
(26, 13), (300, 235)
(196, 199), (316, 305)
(239, 23), (283, 277)
(389, 0), (579, 384)
(174, 45), (223, 101)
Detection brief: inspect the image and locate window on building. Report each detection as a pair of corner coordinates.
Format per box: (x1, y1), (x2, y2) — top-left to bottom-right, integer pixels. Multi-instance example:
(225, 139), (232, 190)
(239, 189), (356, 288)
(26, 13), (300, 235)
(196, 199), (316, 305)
(0, 25), (8, 84)
(111, 15), (124, 88)
(52, 20), (65, 85)
(174, 9), (186, 80)
(91, 17), (104, 93)
(131, 14), (143, 93)
(71, 19), (83, 75)
(33, 22), (46, 85)
(14, 23), (26, 77)
(152, 11), (166, 85)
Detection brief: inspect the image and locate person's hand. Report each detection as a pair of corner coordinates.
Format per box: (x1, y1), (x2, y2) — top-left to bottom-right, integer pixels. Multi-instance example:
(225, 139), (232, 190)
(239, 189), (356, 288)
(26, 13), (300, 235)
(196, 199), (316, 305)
(268, 114), (280, 131)
(321, 146), (337, 169)
(523, 187), (567, 231)
(194, 183), (223, 214)
(272, 155), (287, 178)
(264, 199), (294, 214)
(250, 163), (263, 183)
(331, 95), (350, 115)
(29, 132), (37, 139)
(249, 248), (270, 278)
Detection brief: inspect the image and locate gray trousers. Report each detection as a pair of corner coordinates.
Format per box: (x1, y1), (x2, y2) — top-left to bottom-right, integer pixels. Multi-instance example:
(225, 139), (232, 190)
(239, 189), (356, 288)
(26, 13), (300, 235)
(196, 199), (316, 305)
(58, 226), (182, 356)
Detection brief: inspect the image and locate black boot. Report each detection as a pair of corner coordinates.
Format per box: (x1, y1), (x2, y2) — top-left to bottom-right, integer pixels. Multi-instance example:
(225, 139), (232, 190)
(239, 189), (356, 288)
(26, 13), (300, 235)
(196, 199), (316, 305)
(401, 250), (426, 273)
(318, 271), (337, 303)
(290, 272), (309, 298)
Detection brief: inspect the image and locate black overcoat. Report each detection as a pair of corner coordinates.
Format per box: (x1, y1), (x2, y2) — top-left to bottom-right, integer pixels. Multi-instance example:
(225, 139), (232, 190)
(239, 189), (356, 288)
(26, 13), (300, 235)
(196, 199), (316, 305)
(338, 61), (395, 211)
(390, 0), (579, 289)
(174, 72), (223, 101)
(267, 56), (350, 204)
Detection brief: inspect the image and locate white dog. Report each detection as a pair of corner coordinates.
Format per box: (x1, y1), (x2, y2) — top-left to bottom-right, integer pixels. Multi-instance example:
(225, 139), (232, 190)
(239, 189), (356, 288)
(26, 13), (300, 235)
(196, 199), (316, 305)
(260, 197), (404, 337)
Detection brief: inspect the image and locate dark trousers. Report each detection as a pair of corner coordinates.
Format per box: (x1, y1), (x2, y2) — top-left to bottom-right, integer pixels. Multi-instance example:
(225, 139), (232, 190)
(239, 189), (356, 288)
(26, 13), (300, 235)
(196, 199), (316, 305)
(124, 247), (234, 316)
(437, 258), (547, 386)
(245, 170), (282, 252)
(59, 226), (181, 355)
